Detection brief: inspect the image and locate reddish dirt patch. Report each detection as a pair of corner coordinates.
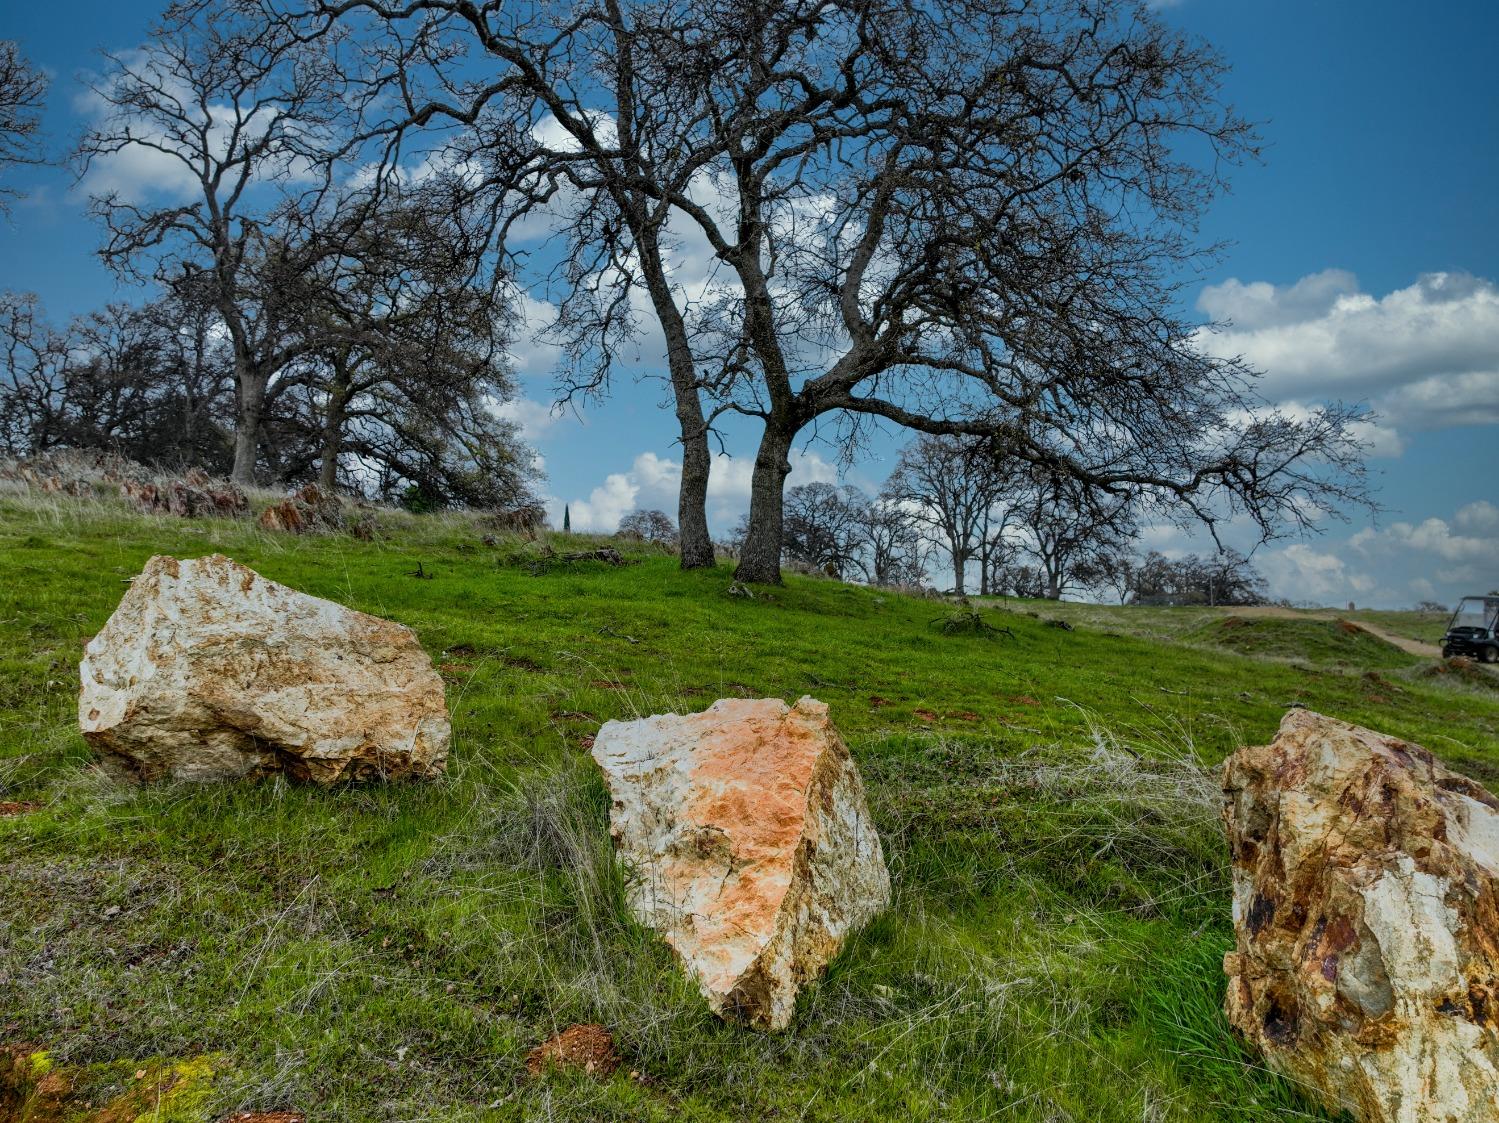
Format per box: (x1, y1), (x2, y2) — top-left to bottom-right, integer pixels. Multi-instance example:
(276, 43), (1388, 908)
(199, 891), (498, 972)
(222, 1114), (306, 1123)
(1008, 694), (1040, 706)
(438, 662), (474, 677)
(912, 708), (939, 723)
(579, 735), (596, 750)
(868, 695), (891, 709)
(525, 1024), (620, 1078)
(949, 710), (981, 722)
(0, 801), (40, 816)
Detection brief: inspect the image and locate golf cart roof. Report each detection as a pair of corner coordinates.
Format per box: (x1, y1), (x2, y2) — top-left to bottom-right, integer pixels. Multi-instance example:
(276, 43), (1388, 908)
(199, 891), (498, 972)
(1450, 596), (1499, 625)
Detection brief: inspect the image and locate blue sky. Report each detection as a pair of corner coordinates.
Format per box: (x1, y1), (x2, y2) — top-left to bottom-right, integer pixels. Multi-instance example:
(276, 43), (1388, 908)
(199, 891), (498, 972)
(2, 0), (1497, 606)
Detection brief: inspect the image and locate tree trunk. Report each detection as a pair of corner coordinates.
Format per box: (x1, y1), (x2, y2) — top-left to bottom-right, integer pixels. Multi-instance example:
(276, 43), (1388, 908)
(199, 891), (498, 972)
(677, 426), (715, 567)
(318, 363), (350, 492)
(631, 222), (715, 569)
(733, 422), (794, 584)
(230, 361), (265, 486)
(952, 551), (966, 596)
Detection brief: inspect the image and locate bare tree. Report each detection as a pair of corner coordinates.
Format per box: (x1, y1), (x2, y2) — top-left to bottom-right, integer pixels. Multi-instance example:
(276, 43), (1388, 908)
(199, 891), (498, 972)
(0, 292), (67, 454)
(1127, 548), (1267, 607)
(0, 41), (48, 213)
(0, 288), (236, 467)
(79, 3), (357, 484)
(782, 482), (868, 578)
(855, 494), (929, 588)
(662, 1), (1369, 583)
(278, 0), (1368, 581)
(265, 177), (518, 493)
(884, 436), (1011, 595)
(617, 508), (678, 545)
(275, 0), (730, 566)
(1003, 467), (1137, 600)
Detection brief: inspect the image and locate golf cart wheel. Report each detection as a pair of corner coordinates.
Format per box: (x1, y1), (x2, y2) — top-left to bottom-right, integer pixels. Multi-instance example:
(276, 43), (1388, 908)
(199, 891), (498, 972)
(1484, 646), (1499, 665)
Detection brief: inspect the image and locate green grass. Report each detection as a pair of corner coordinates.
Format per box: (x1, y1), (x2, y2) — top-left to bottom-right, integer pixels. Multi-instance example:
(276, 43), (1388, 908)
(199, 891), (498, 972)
(1184, 615), (1418, 670)
(2, 489), (1492, 1121)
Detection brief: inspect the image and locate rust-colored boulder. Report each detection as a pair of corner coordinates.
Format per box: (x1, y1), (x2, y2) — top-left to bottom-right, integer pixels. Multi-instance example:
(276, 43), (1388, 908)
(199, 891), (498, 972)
(1222, 709), (1499, 1122)
(79, 554), (449, 783)
(591, 697), (890, 1030)
(258, 484), (343, 533)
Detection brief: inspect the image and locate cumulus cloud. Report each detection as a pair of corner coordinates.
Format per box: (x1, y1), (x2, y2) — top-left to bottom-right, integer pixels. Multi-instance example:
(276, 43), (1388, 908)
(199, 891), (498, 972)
(1455, 500), (1499, 535)
(74, 67), (320, 204)
(1351, 517), (1497, 565)
(1339, 507), (1499, 597)
(492, 396), (562, 441)
(1193, 269), (1499, 431)
(507, 291), (566, 380)
(554, 447), (840, 532)
(1257, 544), (1374, 604)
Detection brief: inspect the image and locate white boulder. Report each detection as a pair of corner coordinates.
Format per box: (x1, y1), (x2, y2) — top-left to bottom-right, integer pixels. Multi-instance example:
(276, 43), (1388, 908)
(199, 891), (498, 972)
(591, 696), (890, 1030)
(80, 554), (449, 783)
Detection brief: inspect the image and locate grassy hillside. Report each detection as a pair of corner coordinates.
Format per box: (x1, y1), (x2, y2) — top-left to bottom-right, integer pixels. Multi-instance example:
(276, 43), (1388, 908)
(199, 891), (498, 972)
(2, 490), (1496, 1122)
(1184, 615), (1420, 670)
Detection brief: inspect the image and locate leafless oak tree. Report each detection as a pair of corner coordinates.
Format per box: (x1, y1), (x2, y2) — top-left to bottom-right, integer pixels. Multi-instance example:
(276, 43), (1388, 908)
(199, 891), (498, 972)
(0, 41), (49, 213)
(884, 435), (1015, 595)
(79, 3), (361, 483)
(261, 0), (1367, 576)
(1002, 466), (1136, 600)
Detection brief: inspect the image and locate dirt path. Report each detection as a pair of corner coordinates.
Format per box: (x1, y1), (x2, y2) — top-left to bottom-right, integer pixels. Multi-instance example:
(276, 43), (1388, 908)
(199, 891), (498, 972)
(1226, 605), (1443, 658)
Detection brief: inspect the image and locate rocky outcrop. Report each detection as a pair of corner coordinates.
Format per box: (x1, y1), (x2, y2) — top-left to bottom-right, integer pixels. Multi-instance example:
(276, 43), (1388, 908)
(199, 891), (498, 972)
(120, 469), (248, 519)
(258, 484), (345, 534)
(1222, 709), (1499, 1122)
(79, 554), (449, 783)
(591, 696), (890, 1030)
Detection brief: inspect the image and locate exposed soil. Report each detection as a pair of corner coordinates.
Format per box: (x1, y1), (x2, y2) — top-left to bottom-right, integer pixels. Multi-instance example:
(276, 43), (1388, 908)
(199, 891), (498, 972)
(524, 1024), (620, 1079)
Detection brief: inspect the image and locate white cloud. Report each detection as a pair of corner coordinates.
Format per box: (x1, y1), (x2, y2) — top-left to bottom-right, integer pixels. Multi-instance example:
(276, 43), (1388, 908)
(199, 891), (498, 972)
(1257, 543), (1374, 604)
(507, 291), (566, 380)
(554, 447), (841, 533)
(1352, 517), (1497, 565)
(1198, 269), (1361, 331)
(563, 470), (639, 533)
(1409, 577), (1437, 600)
(493, 396), (561, 440)
(1193, 269), (1499, 431)
(1455, 500), (1499, 535)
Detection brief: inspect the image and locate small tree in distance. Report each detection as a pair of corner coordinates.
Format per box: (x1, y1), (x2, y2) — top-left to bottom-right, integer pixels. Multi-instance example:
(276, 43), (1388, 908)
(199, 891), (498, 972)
(617, 509), (679, 547)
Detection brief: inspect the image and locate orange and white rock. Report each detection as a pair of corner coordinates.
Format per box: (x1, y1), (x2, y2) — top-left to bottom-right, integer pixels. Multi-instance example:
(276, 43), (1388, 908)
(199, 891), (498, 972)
(592, 697), (890, 1030)
(1222, 709), (1499, 1123)
(80, 554), (449, 783)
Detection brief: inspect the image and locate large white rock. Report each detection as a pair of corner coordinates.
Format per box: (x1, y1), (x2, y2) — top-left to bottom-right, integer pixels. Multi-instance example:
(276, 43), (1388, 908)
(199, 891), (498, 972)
(1222, 709), (1499, 1122)
(80, 554), (449, 783)
(591, 696), (891, 1030)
